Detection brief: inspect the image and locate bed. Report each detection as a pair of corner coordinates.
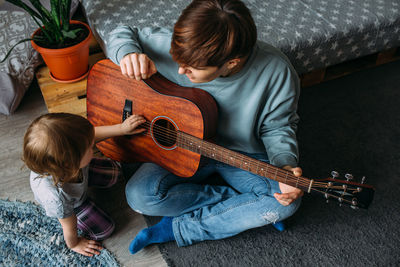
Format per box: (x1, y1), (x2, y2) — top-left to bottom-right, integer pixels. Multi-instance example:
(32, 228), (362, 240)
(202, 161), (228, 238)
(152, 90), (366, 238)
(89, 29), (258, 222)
(1, 0), (399, 115)
(81, 0), (400, 75)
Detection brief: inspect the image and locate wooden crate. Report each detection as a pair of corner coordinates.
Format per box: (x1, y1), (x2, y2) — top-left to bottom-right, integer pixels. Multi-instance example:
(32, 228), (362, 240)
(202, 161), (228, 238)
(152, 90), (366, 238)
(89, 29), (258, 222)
(36, 52), (105, 118)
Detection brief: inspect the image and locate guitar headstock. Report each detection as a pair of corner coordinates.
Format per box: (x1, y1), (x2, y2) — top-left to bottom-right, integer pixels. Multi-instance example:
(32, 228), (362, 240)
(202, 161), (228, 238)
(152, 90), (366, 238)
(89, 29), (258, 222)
(311, 171), (375, 209)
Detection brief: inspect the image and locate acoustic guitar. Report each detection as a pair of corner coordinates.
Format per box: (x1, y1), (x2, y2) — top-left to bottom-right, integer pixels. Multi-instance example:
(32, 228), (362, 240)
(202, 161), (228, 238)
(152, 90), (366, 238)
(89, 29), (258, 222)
(87, 59), (375, 209)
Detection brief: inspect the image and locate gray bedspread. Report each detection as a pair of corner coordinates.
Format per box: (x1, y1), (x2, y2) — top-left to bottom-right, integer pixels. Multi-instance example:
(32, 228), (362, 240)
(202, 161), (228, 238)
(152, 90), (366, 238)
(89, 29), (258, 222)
(81, 0), (400, 74)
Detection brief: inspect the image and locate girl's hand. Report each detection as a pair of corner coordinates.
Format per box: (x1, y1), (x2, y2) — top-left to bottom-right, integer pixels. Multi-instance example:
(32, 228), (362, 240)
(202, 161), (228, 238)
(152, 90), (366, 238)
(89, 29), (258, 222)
(274, 166), (304, 206)
(70, 237), (103, 257)
(120, 114), (146, 135)
(120, 53), (157, 80)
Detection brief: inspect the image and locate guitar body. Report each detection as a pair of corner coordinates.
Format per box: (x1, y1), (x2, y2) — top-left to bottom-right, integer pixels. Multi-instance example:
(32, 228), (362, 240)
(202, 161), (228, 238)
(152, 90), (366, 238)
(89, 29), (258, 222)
(87, 59), (218, 177)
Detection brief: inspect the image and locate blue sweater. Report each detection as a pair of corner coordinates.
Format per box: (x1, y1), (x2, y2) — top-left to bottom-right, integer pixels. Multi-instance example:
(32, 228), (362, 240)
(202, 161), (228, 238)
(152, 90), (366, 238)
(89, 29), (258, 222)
(106, 27), (300, 168)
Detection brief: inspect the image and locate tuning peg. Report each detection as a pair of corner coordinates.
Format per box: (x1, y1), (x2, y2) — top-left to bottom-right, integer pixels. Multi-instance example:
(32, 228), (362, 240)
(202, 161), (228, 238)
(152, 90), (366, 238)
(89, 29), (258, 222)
(331, 171), (339, 179)
(361, 176), (366, 184)
(345, 173), (353, 181)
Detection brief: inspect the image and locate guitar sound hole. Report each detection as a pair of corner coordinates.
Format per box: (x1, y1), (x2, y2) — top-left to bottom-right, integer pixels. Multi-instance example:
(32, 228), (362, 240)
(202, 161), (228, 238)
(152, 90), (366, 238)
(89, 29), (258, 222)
(153, 119), (177, 147)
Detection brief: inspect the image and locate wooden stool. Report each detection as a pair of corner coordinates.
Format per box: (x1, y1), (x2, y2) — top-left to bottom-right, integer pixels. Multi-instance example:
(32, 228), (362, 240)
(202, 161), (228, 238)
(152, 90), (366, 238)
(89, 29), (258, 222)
(35, 52), (106, 118)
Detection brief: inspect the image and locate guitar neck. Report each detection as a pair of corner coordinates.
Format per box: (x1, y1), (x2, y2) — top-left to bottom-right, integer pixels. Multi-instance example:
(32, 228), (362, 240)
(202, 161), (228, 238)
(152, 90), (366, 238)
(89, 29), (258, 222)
(177, 131), (313, 193)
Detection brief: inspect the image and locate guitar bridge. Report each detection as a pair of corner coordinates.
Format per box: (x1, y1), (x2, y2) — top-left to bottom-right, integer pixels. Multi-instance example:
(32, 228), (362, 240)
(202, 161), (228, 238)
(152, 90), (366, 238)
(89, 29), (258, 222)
(123, 99), (132, 121)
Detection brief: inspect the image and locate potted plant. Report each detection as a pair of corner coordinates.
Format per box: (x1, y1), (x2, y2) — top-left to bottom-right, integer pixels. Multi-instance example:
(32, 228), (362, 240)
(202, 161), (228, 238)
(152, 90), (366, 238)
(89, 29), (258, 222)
(0, 0), (92, 83)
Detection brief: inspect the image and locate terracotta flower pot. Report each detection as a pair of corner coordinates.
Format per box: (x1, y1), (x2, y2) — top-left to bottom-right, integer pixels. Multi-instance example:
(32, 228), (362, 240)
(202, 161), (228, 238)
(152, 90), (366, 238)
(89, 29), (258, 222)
(31, 20), (92, 83)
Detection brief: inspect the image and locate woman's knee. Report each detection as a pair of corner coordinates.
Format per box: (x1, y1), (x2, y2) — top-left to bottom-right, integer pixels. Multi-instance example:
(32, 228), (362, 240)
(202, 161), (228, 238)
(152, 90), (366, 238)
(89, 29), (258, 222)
(125, 175), (153, 214)
(125, 164), (170, 215)
(260, 197), (301, 224)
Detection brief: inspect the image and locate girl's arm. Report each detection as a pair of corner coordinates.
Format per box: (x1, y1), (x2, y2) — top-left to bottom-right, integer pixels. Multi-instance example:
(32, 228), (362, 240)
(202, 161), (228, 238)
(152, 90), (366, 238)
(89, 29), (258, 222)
(94, 114), (146, 143)
(58, 214), (103, 257)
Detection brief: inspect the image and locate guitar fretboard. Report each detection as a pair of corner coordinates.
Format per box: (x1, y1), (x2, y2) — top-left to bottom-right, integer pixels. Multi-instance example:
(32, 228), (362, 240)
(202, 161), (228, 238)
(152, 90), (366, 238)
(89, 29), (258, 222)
(177, 131), (312, 192)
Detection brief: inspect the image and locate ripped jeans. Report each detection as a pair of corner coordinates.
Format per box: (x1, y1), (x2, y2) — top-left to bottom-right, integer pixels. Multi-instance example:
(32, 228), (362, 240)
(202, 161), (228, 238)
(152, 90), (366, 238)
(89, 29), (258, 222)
(125, 152), (301, 247)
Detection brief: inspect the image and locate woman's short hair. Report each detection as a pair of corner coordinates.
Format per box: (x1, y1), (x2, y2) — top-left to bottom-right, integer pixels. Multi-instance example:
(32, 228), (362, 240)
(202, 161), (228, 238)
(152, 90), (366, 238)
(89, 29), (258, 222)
(23, 113), (94, 184)
(170, 0), (257, 68)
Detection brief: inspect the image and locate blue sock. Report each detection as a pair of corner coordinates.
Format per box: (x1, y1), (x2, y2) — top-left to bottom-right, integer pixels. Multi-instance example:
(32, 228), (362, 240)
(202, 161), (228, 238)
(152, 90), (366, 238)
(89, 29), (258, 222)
(129, 216), (175, 254)
(272, 221), (285, 232)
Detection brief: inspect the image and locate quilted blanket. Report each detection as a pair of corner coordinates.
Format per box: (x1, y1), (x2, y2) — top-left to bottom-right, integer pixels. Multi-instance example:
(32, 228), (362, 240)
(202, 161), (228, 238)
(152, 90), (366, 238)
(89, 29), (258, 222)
(81, 0), (400, 74)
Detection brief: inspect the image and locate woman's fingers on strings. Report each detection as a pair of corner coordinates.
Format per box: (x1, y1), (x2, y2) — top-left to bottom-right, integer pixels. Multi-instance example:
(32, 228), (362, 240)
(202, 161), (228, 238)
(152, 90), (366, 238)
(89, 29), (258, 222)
(293, 167), (302, 176)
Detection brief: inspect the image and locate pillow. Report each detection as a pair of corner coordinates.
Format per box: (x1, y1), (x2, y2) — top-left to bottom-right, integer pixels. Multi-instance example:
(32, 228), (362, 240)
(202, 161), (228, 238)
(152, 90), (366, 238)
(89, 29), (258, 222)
(0, 0), (80, 115)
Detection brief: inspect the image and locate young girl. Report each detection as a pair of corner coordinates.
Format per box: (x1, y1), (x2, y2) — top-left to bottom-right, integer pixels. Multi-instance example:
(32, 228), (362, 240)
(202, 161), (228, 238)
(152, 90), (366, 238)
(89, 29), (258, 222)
(23, 112), (145, 257)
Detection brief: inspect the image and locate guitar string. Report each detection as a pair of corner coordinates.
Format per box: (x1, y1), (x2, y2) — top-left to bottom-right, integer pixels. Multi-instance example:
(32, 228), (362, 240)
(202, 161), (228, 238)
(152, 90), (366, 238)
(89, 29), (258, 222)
(180, 132), (319, 189)
(136, 121), (327, 189)
(129, 122), (354, 196)
(127, 118), (356, 202)
(137, 121), (330, 188)
(145, 126), (340, 191)
(309, 187), (355, 205)
(135, 121), (350, 190)
(138, 121), (312, 187)
(137, 122), (361, 203)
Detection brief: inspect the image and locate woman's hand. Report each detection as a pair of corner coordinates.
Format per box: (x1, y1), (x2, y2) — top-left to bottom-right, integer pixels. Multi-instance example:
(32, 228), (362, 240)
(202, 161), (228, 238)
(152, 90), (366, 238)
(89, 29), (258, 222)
(70, 237), (103, 257)
(274, 166), (304, 206)
(120, 114), (146, 135)
(120, 53), (157, 80)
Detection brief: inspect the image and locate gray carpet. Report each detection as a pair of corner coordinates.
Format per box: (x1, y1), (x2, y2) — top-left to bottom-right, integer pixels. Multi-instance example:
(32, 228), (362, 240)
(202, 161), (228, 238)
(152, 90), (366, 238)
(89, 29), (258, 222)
(145, 60), (400, 267)
(0, 199), (120, 266)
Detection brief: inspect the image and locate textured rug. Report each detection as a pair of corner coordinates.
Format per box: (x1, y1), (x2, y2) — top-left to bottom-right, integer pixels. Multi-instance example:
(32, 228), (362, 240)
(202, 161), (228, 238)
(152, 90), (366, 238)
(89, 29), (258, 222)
(0, 199), (120, 267)
(145, 60), (400, 266)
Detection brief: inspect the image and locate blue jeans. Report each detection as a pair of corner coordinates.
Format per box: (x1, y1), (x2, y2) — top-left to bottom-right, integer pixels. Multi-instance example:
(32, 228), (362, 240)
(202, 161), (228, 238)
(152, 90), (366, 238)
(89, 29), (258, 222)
(125, 153), (301, 247)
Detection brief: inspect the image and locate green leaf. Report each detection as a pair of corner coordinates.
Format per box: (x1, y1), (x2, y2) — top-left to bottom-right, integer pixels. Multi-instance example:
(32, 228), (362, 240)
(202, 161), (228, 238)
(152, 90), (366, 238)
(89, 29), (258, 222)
(61, 0), (72, 31)
(6, 0), (42, 20)
(0, 38), (32, 63)
(29, 0), (52, 24)
(6, 0), (74, 47)
(50, 0), (61, 29)
(61, 28), (83, 39)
